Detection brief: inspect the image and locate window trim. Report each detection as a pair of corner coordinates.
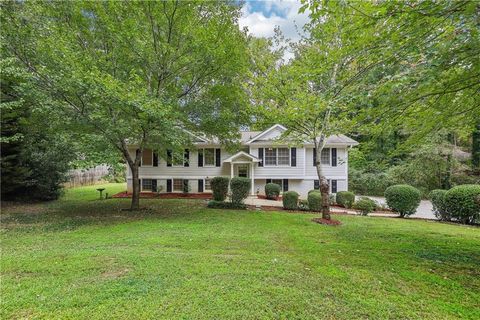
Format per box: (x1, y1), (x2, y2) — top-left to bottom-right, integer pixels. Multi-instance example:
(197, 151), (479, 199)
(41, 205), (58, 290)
(263, 147), (291, 167)
(202, 148), (216, 167)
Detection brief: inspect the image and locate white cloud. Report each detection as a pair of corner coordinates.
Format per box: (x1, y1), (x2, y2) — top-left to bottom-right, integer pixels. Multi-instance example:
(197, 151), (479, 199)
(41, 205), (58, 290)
(239, 1), (309, 60)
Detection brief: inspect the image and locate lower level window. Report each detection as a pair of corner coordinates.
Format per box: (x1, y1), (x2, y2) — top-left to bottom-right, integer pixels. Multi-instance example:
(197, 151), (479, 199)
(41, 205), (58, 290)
(142, 179), (153, 191)
(173, 179), (183, 192)
(205, 179), (212, 191)
(271, 179), (283, 191)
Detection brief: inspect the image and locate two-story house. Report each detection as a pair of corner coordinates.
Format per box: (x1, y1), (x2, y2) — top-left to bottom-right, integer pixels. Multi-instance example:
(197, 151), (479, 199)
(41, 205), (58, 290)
(126, 124), (358, 198)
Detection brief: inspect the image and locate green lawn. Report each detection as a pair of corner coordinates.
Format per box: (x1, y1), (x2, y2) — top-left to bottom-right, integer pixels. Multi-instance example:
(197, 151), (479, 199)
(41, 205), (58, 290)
(1, 184), (479, 319)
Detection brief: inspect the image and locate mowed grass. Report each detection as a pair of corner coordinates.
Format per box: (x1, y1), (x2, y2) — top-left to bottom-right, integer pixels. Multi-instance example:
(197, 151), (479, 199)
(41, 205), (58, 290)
(1, 184), (479, 319)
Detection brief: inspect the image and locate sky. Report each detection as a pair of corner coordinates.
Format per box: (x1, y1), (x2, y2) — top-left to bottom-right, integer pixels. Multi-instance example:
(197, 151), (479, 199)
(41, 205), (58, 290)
(238, 0), (309, 60)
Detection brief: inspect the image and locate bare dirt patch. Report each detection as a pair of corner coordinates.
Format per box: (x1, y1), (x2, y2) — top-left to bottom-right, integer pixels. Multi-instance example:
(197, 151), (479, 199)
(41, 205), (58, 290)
(312, 217), (342, 226)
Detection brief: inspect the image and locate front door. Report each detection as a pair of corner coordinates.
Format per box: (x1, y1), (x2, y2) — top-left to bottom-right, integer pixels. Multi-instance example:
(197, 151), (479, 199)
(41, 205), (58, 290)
(237, 164), (249, 178)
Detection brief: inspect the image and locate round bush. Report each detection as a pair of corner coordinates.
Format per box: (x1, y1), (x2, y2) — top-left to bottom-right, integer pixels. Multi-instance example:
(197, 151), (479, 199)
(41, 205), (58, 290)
(384, 184), (421, 217)
(444, 184), (480, 224)
(308, 191), (322, 211)
(283, 191), (299, 210)
(265, 183), (281, 200)
(211, 177), (229, 201)
(230, 177), (251, 204)
(336, 191), (355, 209)
(430, 189), (449, 221)
(308, 189), (319, 195)
(353, 197), (376, 216)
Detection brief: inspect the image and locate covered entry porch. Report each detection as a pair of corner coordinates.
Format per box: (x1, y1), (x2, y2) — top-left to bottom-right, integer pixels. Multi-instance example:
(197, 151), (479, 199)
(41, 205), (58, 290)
(223, 151), (261, 195)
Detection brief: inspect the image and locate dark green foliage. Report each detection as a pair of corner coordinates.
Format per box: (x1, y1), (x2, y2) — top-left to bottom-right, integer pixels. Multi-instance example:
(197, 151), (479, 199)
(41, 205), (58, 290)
(349, 168), (395, 196)
(336, 191), (355, 209)
(230, 177), (251, 204)
(353, 197), (377, 216)
(207, 200), (246, 210)
(473, 123), (480, 171)
(211, 177), (229, 201)
(430, 189), (449, 221)
(265, 183), (281, 199)
(444, 185), (480, 224)
(282, 191), (299, 210)
(385, 185), (421, 217)
(308, 191), (321, 211)
(298, 199), (309, 211)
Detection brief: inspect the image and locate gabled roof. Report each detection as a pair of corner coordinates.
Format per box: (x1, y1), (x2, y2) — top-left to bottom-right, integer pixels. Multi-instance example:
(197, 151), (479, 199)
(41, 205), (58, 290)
(223, 151), (261, 163)
(245, 124), (287, 144)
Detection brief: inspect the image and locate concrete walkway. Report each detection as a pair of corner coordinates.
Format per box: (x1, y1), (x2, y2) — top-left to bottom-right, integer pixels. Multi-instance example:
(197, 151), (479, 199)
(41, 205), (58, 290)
(244, 195), (437, 220)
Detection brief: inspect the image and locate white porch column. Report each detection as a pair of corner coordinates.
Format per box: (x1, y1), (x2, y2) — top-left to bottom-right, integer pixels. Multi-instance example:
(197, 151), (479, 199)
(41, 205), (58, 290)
(230, 163), (234, 179)
(251, 163), (255, 195)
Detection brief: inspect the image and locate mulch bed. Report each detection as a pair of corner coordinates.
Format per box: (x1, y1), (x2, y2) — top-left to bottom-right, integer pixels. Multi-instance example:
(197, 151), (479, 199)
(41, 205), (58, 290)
(311, 217), (342, 225)
(112, 192), (212, 199)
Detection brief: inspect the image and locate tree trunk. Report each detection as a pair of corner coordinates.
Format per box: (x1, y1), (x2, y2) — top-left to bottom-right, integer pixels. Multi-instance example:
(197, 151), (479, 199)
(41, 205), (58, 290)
(314, 142), (331, 220)
(472, 122), (480, 173)
(130, 162), (140, 210)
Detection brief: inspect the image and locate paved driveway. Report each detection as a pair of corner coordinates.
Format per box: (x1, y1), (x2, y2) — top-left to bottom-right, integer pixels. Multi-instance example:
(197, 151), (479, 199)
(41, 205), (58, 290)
(244, 195), (437, 220)
(357, 196), (436, 220)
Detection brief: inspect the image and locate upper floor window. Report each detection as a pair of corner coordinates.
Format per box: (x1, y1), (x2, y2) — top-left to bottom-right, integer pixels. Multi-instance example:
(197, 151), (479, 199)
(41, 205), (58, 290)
(265, 147), (290, 166)
(172, 153), (184, 166)
(204, 148), (215, 166)
(321, 148), (330, 165)
(142, 149), (153, 166)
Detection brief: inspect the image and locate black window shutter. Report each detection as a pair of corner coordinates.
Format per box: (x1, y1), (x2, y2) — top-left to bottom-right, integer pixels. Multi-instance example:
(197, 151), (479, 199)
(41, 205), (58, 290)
(198, 179), (204, 192)
(166, 179), (172, 192)
(291, 148), (296, 167)
(198, 149), (203, 167)
(332, 180), (338, 193)
(166, 150), (172, 167)
(332, 148), (337, 167)
(313, 148), (317, 166)
(153, 152), (158, 167)
(183, 179), (189, 192)
(184, 149), (189, 167)
(266, 179), (272, 184)
(283, 179), (288, 191)
(136, 149), (141, 167)
(314, 180), (320, 190)
(152, 179), (157, 192)
(215, 148), (221, 167)
(258, 148), (264, 167)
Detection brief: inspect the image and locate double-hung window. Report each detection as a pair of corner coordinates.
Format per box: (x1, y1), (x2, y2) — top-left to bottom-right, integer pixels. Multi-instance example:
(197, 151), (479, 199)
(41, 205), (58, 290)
(204, 148), (215, 166)
(205, 179), (212, 191)
(321, 148), (331, 165)
(172, 153), (184, 167)
(173, 179), (183, 191)
(264, 147), (290, 166)
(142, 179), (153, 191)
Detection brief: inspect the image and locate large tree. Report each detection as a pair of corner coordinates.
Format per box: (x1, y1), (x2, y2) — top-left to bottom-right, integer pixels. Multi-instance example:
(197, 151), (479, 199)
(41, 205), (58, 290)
(2, 1), (250, 209)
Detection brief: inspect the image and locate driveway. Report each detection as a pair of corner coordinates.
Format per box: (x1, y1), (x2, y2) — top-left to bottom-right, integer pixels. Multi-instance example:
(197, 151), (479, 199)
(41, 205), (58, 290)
(356, 196), (436, 220)
(244, 195), (437, 220)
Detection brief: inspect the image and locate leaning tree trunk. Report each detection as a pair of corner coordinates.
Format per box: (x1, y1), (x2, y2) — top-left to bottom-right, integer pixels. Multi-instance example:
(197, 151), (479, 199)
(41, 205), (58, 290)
(314, 144), (331, 220)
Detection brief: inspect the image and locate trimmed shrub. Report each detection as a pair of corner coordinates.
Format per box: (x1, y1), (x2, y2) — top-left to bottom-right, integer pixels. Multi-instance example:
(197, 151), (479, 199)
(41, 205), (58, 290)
(230, 177), (251, 204)
(265, 183), (281, 199)
(444, 184), (480, 224)
(384, 184), (421, 217)
(353, 197), (377, 216)
(283, 191), (299, 210)
(329, 193), (336, 205)
(207, 200), (246, 210)
(336, 191), (355, 208)
(308, 189), (319, 195)
(308, 191), (322, 211)
(211, 177), (229, 201)
(430, 189), (449, 221)
(298, 199), (309, 211)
